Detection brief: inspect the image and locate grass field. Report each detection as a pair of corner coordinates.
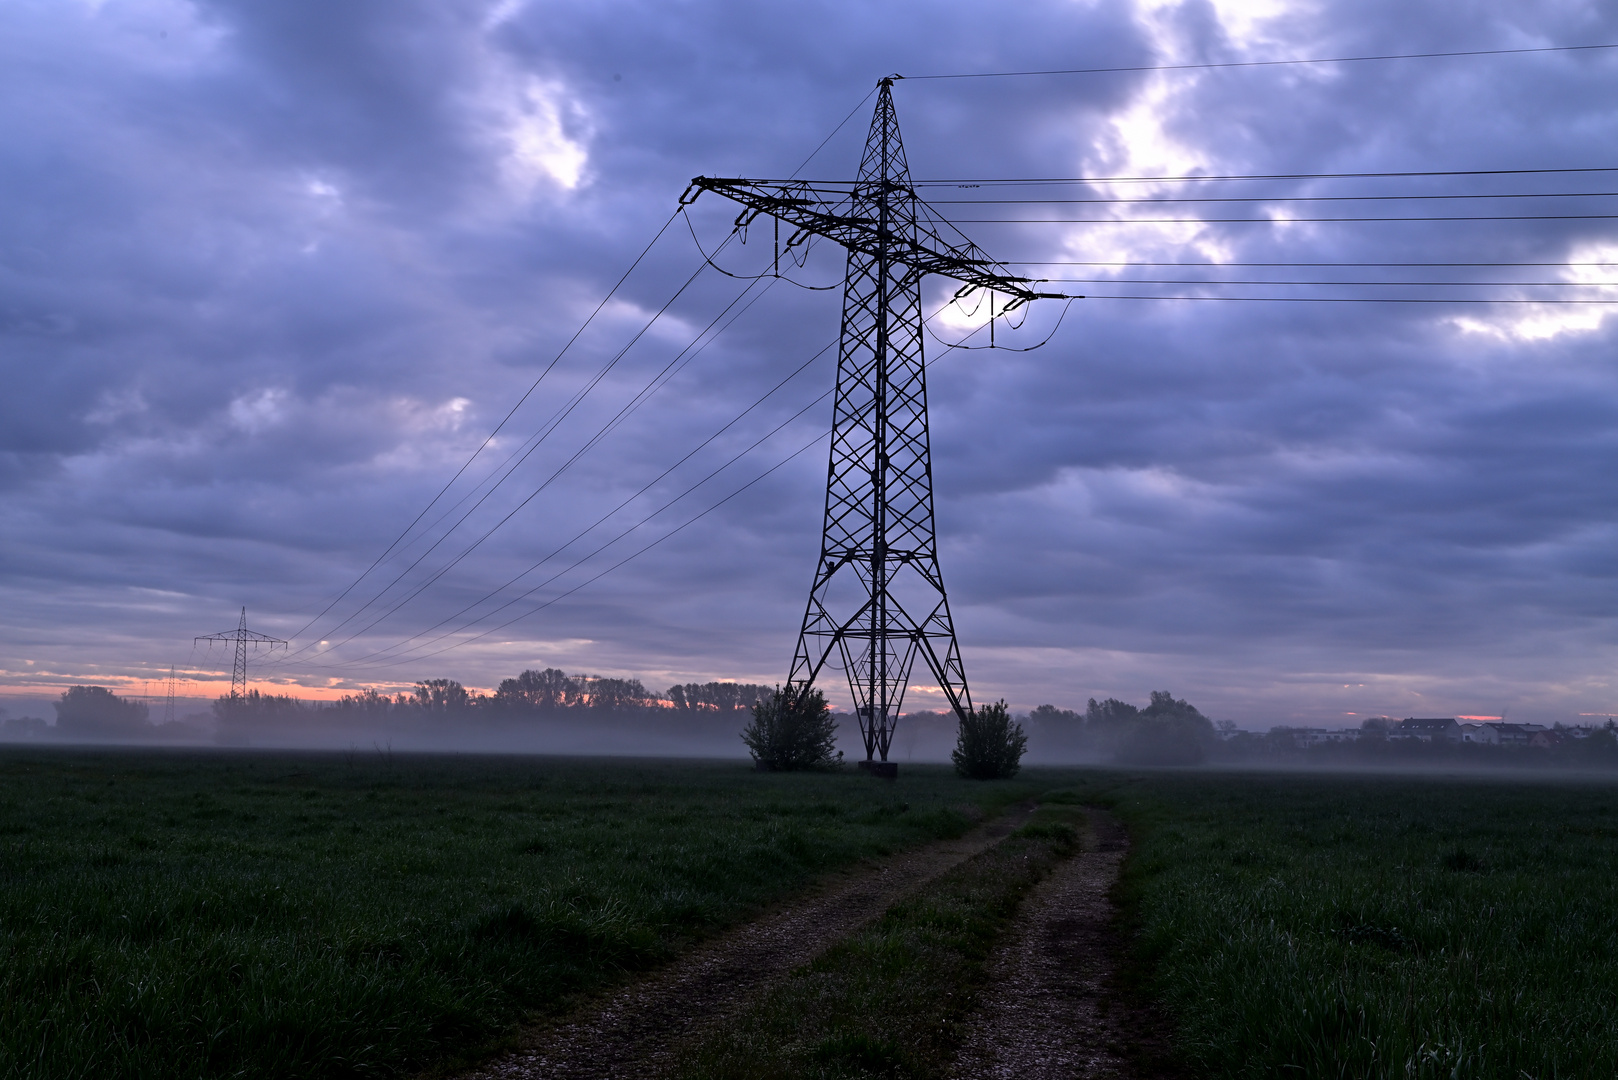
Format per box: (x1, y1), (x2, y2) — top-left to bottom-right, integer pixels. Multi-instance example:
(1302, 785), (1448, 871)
(0, 748), (1034, 1080)
(1055, 770), (1618, 1080)
(9, 749), (1618, 1080)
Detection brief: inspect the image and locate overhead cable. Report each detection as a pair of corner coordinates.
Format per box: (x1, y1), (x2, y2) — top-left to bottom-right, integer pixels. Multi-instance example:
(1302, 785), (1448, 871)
(277, 208), (683, 649)
(928, 191), (1618, 204)
(905, 167), (1618, 186)
(305, 262), (774, 657)
(274, 235), (747, 665)
(901, 42), (1618, 81)
(945, 213), (1618, 223)
(337, 339), (840, 667)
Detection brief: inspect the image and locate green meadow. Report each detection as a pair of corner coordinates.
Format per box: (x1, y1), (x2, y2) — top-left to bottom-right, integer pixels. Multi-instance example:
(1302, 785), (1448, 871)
(3, 749), (1617, 1079)
(1067, 770), (1618, 1080)
(0, 749), (1029, 1080)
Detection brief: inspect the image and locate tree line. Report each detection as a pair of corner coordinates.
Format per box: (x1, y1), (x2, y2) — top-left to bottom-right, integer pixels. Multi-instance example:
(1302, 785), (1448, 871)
(204, 671), (778, 727)
(1027, 691), (1219, 766)
(30, 679), (1618, 771)
(307, 671), (777, 721)
(7, 673), (779, 740)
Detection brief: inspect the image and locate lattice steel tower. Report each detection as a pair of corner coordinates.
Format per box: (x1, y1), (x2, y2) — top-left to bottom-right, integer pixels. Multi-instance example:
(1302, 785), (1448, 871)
(686, 78), (1065, 764)
(195, 607), (287, 701)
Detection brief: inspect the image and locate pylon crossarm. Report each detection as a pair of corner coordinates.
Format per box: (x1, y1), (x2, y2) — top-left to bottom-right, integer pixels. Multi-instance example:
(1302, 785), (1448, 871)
(683, 177), (1068, 303)
(194, 631), (286, 646)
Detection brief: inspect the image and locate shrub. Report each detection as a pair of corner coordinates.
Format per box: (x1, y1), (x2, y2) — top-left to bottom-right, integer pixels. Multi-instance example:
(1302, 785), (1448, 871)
(740, 686), (842, 771)
(951, 700), (1027, 779)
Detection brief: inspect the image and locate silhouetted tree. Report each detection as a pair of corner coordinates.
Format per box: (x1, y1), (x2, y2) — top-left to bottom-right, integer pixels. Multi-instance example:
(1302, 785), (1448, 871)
(493, 668), (579, 712)
(952, 700), (1028, 779)
(1114, 691), (1215, 765)
(332, 688), (393, 716)
(212, 690), (306, 725)
(1029, 704), (1082, 729)
(668, 681), (773, 712)
(54, 686), (149, 738)
(1083, 697), (1141, 743)
(411, 679), (471, 713)
(741, 686), (841, 770)
(1029, 703), (1084, 756)
(576, 676), (651, 712)
(1359, 716), (1393, 741)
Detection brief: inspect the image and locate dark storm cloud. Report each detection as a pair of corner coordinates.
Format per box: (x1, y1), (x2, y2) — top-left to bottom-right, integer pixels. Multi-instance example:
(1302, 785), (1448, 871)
(5, 0), (1618, 726)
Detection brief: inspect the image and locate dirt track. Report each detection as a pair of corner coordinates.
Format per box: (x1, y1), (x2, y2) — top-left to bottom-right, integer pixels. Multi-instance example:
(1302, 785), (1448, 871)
(946, 809), (1139, 1079)
(459, 807), (1035, 1080)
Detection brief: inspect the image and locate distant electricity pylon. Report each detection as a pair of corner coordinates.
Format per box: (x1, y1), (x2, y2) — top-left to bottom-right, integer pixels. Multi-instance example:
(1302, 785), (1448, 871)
(684, 78), (1071, 768)
(195, 608), (286, 701)
(162, 664), (178, 724)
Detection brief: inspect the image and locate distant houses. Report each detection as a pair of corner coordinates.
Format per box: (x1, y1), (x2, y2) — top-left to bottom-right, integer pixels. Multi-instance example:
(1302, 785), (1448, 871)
(1399, 717), (1461, 742)
(1390, 717), (1579, 744)
(1264, 716), (1611, 752)
(1491, 723), (1540, 746)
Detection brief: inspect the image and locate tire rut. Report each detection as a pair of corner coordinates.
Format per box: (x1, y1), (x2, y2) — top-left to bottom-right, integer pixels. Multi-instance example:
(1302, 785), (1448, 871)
(945, 808), (1157, 1080)
(460, 805), (1035, 1080)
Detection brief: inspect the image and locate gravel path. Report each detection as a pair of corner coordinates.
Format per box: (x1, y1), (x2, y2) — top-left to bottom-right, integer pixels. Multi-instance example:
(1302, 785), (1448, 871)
(460, 806), (1034, 1080)
(945, 808), (1141, 1080)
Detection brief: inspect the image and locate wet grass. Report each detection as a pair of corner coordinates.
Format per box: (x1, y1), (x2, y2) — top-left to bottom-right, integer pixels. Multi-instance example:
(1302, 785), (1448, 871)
(1049, 770), (1618, 1079)
(666, 809), (1084, 1080)
(19, 752), (1609, 1079)
(0, 748), (1033, 1080)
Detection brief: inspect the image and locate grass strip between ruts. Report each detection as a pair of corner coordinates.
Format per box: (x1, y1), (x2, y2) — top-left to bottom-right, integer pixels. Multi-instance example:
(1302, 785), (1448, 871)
(665, 809), (1085, 1080)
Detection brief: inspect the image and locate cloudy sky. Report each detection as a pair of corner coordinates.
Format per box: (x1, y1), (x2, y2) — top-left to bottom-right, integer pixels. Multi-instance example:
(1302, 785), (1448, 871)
(6, 0), (1618, 727)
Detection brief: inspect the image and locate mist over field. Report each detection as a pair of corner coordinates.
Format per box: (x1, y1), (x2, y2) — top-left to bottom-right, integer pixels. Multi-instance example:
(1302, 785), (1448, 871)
(8, 677), (1618, 781)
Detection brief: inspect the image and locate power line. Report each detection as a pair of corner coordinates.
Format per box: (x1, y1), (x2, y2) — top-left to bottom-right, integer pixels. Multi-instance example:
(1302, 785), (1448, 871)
(295, 260), (770, 659)
(906, 167), (1618, 186)
(790, 86), (880, 177)
(279, 208), (684, 649)
(270, 242), (738, 670)
(357, 245), (768, 595)
(360, 298), (1022, 674)
(378, 231), (1019, 690)
(1001, 260), (1618, 267)
(335, 387), (837, 672)
(938, 215), (1618, 226)
(335, 339), (842, 668)
(327, 281), (823, 666)
(928, 191), (1618, 204)
(298, 225), (849, 666)
(330, 259), (1018, 671)
(282, 87), (889, 662)
(308, 302), (1004, 674)
(1036, 277), (1618, 286)
(1083, 294), (1618, 303)
(365, 426), (832, 671)
(901, 42), (1618, 81)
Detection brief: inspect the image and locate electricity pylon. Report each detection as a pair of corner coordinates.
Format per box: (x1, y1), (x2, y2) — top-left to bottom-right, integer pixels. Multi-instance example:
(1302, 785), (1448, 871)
(195, 608), (286, 701)
(684, 78), (1069, 766)
(162, 664), (178, 724)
